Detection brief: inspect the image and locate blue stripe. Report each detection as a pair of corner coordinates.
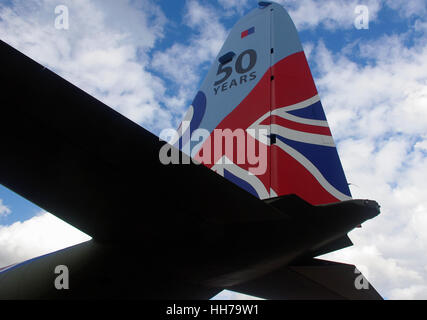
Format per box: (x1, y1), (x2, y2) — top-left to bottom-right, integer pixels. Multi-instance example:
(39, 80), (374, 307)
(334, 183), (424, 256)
(276, 135), (351, 197)
(287, 100), (327, 121)
(224, 169), (258, 198)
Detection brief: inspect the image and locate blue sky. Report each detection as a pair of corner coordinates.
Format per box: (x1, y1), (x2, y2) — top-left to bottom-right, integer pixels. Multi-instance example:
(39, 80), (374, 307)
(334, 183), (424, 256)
(1, 0), (427, 299)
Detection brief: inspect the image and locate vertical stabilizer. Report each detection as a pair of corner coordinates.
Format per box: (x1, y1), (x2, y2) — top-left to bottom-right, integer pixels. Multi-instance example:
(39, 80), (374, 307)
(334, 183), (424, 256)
(175, 2), (351, 205)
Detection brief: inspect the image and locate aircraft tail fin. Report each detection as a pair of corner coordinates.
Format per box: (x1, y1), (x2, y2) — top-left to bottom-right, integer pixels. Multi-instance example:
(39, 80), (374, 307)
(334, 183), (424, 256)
(174, 2), (351, 205)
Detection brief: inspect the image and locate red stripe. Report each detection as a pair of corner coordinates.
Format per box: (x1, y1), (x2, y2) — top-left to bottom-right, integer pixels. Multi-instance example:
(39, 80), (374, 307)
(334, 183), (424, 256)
(261, 115), (331, 135)
(241, 30), (249, 38)
(193, 52), (336, 204)
(272, 51), (318, 109)
(271, 144), (340, 205)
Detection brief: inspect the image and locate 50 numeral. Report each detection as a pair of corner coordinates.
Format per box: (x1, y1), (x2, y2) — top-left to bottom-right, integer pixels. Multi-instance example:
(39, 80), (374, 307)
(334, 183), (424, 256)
(214, 49), (257, 86)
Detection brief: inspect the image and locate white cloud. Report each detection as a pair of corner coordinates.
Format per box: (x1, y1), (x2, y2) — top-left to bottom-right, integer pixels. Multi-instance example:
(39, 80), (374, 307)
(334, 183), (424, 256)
(314, 27), (427, 299)
(211, 289), (264, 300)
(152, 0), (228, 119)
(0, 212), (91, 268)
(385, 0), (427, 18)
(414, 19), (427, 33)
(0, 0), (173, 132)
(389, 285), (427, 300)
(274, 0), (425, 31)
(313, 35), (427, 140)
(302, 41), (315, 61)
(275, 0), (382, 30)
(217, 0), (251, 15)
(0, 199), (11, 218)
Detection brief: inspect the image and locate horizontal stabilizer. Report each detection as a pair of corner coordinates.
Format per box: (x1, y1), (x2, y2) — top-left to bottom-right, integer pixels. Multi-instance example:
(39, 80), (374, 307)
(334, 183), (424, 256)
(309, 235), (353, 257)
(230, 258), (382, 300)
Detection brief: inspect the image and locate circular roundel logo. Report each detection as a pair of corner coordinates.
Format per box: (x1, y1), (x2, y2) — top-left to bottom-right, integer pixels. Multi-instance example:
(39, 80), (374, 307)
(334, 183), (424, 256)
(188, 91), (207, 133)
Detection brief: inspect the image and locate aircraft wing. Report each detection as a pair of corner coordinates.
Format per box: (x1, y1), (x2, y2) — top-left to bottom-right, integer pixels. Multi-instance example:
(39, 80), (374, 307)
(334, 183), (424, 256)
(0, 40), (286, 243)
(0, 38), (290, 298)
(0, 0), (383, 300)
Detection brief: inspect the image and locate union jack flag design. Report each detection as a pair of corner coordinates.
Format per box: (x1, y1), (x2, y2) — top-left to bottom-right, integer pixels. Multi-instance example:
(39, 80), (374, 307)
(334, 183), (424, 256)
(270, 52), (352, 204)
(175, 6), (352, 205)
(189, 52), (351, 205)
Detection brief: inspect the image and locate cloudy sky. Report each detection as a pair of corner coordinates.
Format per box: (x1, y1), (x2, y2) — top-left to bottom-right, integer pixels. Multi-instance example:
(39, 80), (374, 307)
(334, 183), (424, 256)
(1, 0), (427, 300)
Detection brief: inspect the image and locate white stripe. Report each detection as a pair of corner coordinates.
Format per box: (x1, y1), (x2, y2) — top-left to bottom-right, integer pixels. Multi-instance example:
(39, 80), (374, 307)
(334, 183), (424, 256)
(275, 139), (352, 201)
(247, 110), (271, 145)
(269, 188), (278, 198)
(271, 109), (329, 127)
(271, 124), (335, 147)
(248, 95), (325, 145)
(246, 124), (271, 145)
(278, 94), (320, 112)
(212, 156), (270, 199)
